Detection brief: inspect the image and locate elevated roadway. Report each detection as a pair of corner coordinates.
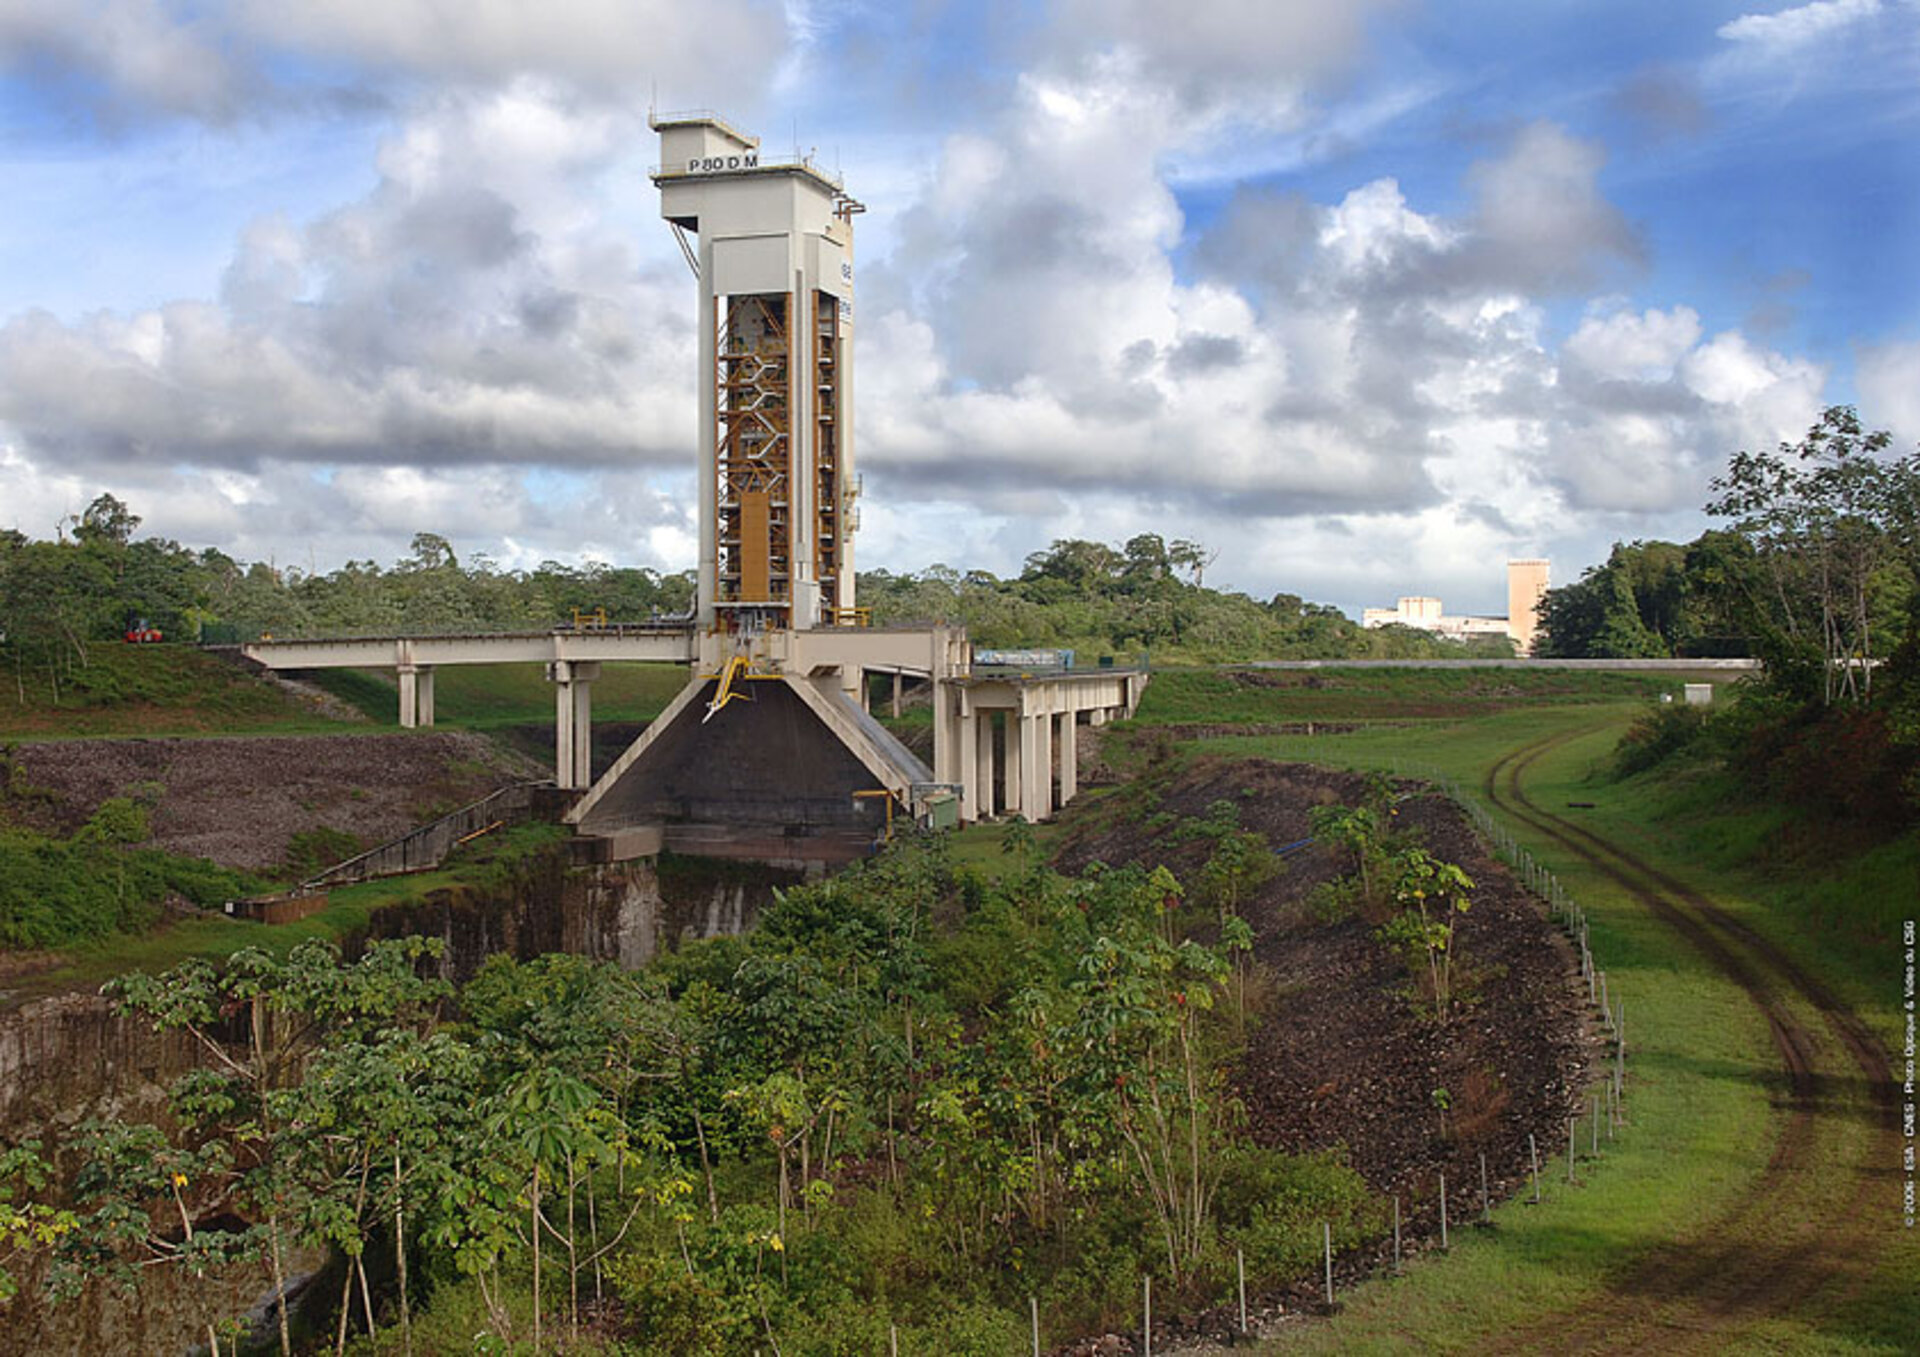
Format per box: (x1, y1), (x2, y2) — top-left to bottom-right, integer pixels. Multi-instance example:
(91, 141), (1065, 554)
(243, 625), (696, 673)
(242, 625), (696, 785)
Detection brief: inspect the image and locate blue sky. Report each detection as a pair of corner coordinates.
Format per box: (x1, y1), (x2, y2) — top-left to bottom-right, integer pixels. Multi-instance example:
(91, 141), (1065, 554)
(1, 0), (1915, 616)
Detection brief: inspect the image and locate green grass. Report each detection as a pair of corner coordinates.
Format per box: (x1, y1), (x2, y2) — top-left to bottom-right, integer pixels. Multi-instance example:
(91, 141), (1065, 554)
(0, 647), (692, 740)
(0, 645), (340, 738)
(945, 816), (1074, 880)
(1125, 702), (1918, 1352)
(1129, 666), (1692, 727)
(309, 661), (689, 727)
(4, 823), (568, 1006)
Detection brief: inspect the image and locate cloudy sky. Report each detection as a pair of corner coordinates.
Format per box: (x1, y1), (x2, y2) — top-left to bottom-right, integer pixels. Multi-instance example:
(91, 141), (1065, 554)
(1, 0), (1915, 616)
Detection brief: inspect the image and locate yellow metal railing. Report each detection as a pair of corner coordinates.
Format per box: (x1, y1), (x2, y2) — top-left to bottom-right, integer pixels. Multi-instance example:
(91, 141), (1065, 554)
(828, 607), (872, 628)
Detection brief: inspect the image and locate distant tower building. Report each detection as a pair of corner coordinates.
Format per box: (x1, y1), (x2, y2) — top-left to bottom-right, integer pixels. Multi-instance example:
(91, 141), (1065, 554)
(1507, 559), (1550, 656)
(651, 114), (863, 633)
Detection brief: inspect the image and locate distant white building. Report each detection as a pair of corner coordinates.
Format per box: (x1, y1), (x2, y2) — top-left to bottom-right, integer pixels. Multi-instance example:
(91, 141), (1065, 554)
(1361, 560), (1551, 654)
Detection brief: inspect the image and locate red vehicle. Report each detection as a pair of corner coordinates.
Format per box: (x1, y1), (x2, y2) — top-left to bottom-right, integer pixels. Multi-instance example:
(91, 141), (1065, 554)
(123, 618), (163, 643)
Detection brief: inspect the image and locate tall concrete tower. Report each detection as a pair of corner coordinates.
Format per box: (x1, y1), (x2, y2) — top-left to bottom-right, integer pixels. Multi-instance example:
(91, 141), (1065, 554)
(652, 114), (862, 633)
(1507, 558), (1550, 656)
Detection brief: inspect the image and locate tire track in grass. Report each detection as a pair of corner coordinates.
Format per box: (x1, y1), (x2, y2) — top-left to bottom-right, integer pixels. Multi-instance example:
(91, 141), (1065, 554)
(1479, 730), (1892, 1353)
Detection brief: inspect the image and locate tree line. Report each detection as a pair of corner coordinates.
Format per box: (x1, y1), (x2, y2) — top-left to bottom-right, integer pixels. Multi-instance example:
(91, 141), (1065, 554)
(1536, 407), (1920, 688)
(860, 532), (1513, 661)
(1542, 407), (1920, 824)
(2, 509), (1511, 704)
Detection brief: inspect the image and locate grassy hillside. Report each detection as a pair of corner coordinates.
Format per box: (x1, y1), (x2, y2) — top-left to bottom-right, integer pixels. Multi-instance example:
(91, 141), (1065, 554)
(308, 660), (689, 727)
(1, 822), (569, 1009)
(0, 644), (333, 737)
(1131, 665), (1699, 726)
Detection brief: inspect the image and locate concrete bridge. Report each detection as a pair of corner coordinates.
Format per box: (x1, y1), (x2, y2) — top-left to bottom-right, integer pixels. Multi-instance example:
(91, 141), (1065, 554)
(244, 625), (697, 787)
(241, 625), (1145, 847)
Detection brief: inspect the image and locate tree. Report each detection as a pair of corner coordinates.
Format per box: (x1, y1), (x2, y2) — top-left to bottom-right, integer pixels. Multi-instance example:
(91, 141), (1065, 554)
(1377, 849), (1474, 1020)
(74, 494), (140, 548)
(53, 1120), (260, 1355)
(1064, 865), (1233, 1283)
(0, 1142), (76, 1304)
(102, 938), (449, 1355)
(1707, 406), (1920, 704)
(1535, 541), (1687, 658)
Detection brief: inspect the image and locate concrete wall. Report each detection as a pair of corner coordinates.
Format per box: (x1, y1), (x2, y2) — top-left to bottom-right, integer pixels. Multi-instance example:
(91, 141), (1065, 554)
(577, 679), (888, 836)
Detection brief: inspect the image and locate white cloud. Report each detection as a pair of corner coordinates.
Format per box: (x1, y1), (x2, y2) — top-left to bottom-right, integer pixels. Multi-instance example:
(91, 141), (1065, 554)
(1718, 0), (1882, 54)
(0, 0), (795, 124)
(241, 0), (791, 99)
(1457, 123), (1643, 293)
(1564, 307), (1703, 380)
(1857, 338), (1920, 444)
(0, 0), (252, 121)
(1045, 0), (1400, 126)
(0, 82), (698, 480)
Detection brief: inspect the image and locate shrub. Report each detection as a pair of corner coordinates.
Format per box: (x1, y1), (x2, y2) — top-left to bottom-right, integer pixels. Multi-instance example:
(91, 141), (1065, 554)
(1612, 701), (1710, 777)
(0, 820), (257, 947)
(1214, 1144), (1382, 1282)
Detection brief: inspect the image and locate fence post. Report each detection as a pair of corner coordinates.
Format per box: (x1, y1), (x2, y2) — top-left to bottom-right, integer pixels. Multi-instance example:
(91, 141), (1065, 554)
(1324, 1221), (1334, 1307)
(1529, 1133), (1541, 1203)
(1237, 1247), (1248, 1334)
(1439, 1172), (1449, 1249)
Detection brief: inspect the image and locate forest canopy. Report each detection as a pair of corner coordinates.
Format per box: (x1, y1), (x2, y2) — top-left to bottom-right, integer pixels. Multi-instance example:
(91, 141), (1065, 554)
(1, 509), (1512, 700)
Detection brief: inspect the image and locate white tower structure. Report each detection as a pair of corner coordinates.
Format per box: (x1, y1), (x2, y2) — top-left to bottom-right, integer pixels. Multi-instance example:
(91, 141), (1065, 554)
(553, 114), (1142, 862)
(652, 114), (863, 633)
(248, 116), (1145, 863)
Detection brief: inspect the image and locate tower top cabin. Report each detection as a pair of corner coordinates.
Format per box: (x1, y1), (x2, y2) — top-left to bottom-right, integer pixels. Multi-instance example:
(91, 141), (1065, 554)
(652, 113), (864, 634)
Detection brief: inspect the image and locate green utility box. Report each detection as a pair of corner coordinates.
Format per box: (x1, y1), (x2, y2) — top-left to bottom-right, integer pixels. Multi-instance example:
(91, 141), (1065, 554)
(922, 792), (960, 831)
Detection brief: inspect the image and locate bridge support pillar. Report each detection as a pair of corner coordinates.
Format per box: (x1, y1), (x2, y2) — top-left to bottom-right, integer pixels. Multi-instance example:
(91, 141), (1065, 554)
(549, 660), (601, 790)
(1058, 710), (1077, 805)
(397, 664), (435, 729)
(972, 711), (996, 819)
(1021, 709), (1053, 822)
(956, 701), (978, 821)
(1003, 711), (1023, 818)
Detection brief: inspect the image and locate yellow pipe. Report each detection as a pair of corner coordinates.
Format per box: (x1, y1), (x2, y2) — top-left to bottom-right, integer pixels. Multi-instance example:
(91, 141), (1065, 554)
(703, 654), (754, 723)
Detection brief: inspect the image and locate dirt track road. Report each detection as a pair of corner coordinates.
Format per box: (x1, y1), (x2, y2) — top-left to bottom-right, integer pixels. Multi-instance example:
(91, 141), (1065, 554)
(1481, 731), (1896, 1353)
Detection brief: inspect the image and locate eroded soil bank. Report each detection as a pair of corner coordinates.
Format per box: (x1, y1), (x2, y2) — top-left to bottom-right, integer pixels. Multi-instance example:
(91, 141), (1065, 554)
(1054, 756), (1594, 1347)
